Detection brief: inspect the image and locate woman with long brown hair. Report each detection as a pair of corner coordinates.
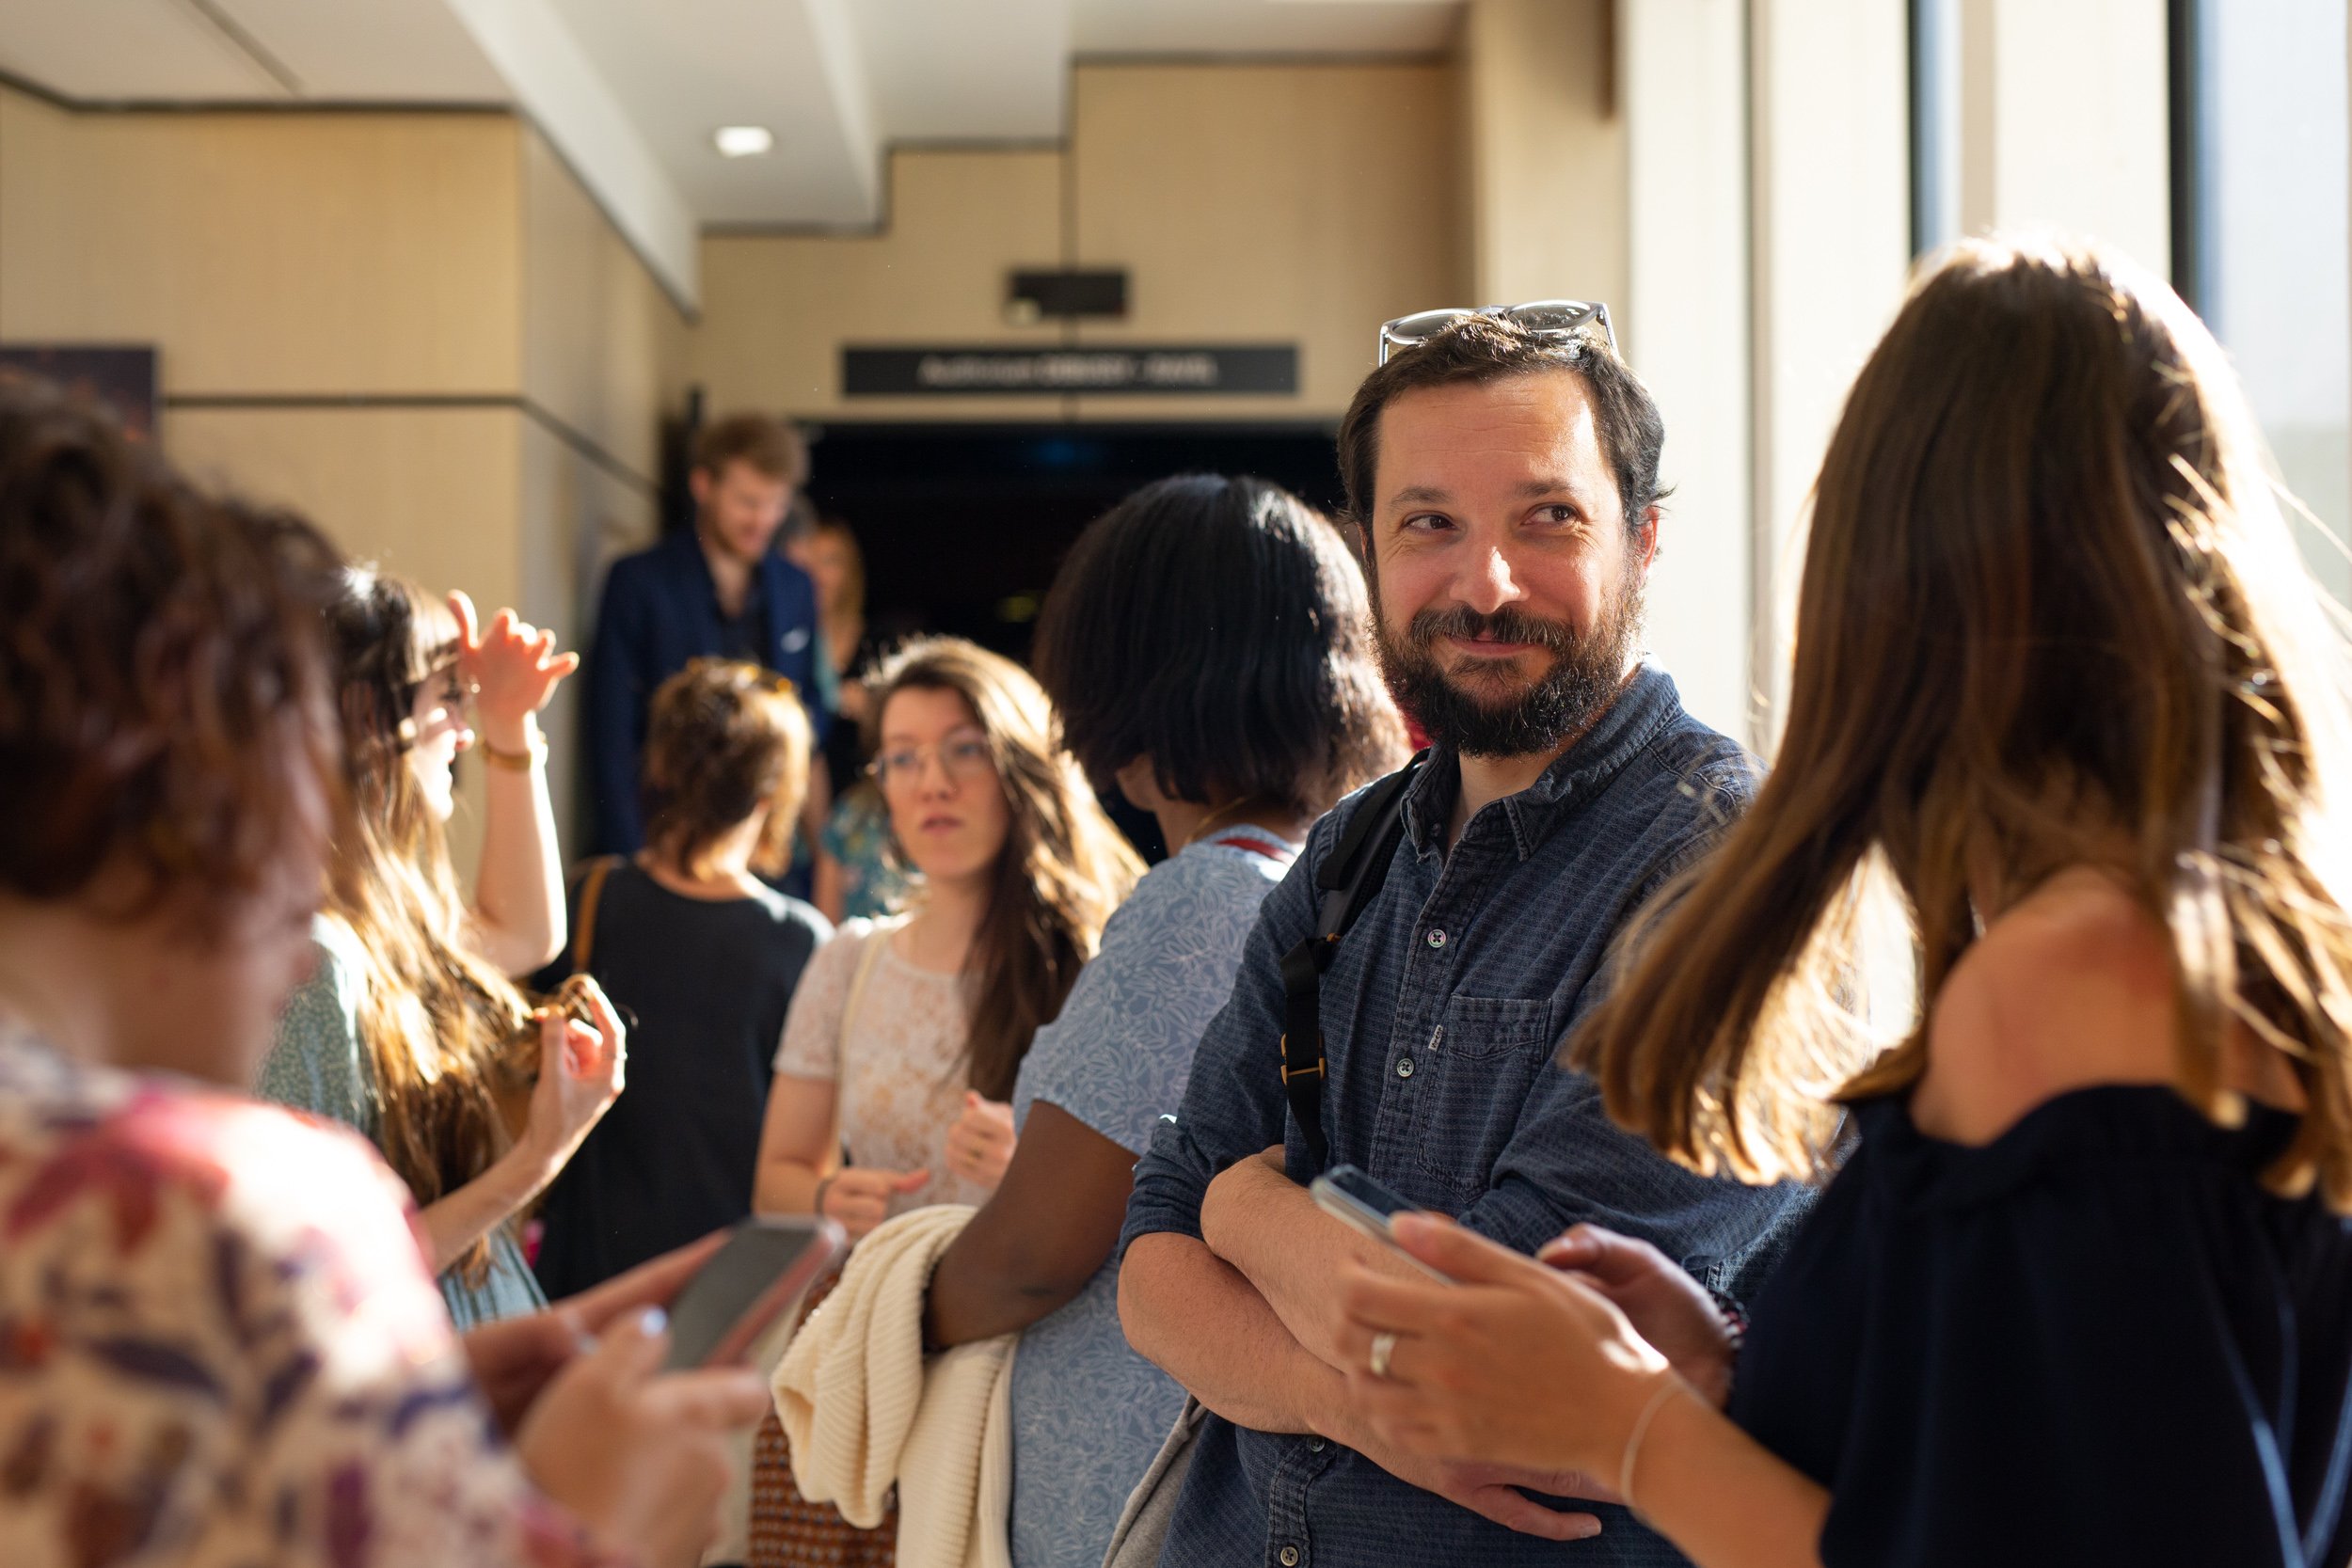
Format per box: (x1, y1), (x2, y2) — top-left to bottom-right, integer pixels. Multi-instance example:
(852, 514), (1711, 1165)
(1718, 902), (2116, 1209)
(1321, 236), (2352, 1566)
(260, 566), (623, 1328)
(749, 634), (1141, 1564)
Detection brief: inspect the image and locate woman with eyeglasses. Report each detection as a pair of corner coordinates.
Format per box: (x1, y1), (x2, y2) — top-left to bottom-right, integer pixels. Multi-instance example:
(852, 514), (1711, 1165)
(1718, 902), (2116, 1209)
(257, 566), (621, 1330)
(747, 634), (1141, 1567)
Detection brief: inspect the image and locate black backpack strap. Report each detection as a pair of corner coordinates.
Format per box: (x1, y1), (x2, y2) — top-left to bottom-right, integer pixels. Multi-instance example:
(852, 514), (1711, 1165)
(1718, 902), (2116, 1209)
(1277, 754), (1426, 1173)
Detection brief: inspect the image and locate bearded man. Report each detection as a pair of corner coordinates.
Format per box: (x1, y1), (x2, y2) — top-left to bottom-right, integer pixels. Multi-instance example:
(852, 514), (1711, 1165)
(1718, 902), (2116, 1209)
(1118, 309), (1810, 1568)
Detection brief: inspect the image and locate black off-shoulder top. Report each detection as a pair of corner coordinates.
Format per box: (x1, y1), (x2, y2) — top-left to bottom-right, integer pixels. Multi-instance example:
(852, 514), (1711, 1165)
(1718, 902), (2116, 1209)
(1727, 1085), (2352, 1567)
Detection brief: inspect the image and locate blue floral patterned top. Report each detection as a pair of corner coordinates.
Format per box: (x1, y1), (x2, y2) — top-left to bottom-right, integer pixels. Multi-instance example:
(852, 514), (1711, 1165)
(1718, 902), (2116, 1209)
(818, 784), (914, 923)
(1005, 826), (1295, 1568)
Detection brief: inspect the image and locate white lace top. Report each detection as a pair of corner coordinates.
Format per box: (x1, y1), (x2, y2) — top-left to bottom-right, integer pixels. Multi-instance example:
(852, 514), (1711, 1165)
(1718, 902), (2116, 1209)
(772, 915), (995, 1213)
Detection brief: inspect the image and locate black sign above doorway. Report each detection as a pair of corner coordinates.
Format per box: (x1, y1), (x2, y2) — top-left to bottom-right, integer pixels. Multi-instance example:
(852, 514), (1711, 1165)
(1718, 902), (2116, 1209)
(842, 344), (1297, 397)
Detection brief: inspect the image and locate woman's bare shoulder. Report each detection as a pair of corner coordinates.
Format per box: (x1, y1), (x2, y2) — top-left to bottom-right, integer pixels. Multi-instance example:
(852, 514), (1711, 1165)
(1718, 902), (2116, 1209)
(1916, 871), (2179, 1144)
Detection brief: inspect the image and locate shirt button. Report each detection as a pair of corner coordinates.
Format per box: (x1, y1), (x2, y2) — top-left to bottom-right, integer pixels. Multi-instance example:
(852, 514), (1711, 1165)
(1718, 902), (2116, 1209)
(1280, 1548), (1302, 1567)
(1396, 1056), (1415, 1079)
(1426, 928), (1447, 949)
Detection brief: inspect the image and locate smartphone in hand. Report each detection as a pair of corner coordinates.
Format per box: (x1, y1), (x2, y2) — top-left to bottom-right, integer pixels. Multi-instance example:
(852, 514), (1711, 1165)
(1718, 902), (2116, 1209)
(660, 1216), (846, 1370)
(1309, 1164), (1454, 1283)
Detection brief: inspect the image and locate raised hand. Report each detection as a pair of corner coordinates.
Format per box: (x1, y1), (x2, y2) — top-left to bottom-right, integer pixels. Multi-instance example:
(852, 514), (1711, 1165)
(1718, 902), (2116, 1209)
(450, 589), (579, 745)
(943, 1091), (1018, 1190)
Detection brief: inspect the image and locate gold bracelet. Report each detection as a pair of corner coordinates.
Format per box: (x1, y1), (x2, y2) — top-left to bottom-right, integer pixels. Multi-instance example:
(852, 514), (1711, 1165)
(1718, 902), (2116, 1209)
(479, 736), (547, 772)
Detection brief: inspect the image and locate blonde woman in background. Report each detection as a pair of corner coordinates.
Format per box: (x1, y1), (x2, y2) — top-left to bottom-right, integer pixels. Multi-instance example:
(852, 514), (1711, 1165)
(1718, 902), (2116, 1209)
(793, 516), (914, 924)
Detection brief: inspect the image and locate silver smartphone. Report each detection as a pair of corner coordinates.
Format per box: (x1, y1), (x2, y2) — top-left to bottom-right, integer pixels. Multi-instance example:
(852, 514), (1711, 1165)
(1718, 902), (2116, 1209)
(1308, 1164), (1454, 1283)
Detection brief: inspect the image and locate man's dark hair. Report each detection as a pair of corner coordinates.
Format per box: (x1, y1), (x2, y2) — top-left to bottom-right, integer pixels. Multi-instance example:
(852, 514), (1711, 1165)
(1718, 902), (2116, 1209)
(1336, 317), (1668, 536)
(1033, 474), (1406, 820)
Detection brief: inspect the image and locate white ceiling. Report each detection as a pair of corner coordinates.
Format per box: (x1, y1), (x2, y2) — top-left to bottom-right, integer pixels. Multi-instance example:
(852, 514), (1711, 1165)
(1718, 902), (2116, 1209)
(0, 0), (1462, 305)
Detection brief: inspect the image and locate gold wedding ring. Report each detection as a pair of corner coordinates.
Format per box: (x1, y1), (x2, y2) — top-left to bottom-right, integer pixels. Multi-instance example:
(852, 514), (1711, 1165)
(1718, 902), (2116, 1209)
(1369, 1330), (1397, 1379)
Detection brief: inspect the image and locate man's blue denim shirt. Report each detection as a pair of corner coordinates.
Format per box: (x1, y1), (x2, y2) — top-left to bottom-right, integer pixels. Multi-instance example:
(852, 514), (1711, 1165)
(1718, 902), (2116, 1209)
(1121, 666), (1814, 1568)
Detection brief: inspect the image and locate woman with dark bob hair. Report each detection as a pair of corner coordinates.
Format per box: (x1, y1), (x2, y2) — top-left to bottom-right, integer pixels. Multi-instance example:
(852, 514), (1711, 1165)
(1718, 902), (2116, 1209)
(0, 380), (766, 1565)
(922, 472), (1407, 1568)
(1326, 238), (2352, 1566)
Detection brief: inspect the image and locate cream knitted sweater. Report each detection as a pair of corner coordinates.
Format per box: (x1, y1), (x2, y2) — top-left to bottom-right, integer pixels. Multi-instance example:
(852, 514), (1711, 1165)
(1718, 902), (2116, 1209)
(773, 1204), (1016, 1568)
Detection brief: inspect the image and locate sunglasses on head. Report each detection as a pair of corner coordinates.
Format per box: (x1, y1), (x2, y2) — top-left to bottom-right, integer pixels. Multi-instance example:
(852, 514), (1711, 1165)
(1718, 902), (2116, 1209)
(1377, 299), (1616, 365)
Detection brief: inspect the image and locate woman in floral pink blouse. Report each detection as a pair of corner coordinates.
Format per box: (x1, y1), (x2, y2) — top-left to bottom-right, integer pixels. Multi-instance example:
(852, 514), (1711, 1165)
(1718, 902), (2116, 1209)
(0, 379), (769, 1568)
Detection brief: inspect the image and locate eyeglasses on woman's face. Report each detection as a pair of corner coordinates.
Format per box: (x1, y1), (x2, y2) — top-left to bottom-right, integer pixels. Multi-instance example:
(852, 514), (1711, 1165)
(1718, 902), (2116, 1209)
(393, 661), (470, 752)
(870, 729), (995, 791)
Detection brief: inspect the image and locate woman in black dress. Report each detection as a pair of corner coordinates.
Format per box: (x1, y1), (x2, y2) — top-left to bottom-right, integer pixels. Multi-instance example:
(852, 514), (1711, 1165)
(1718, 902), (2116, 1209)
(1322, 236), (2352, 1566)
(532, 657), (833, 1296)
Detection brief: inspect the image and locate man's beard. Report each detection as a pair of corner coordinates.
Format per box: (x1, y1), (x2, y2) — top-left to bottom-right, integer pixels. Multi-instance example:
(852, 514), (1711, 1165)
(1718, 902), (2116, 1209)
(1375, 582), (1643, 759)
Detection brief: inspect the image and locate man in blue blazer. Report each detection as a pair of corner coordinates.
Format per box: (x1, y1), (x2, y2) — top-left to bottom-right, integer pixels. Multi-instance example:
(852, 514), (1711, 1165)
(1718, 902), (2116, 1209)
(584, 413), (830, 856)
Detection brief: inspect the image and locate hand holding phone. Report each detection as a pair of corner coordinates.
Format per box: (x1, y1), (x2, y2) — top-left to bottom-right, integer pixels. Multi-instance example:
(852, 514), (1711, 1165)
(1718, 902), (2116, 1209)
(659, 1215), (846, 1370)
(1309, 1164), (1455, 1283)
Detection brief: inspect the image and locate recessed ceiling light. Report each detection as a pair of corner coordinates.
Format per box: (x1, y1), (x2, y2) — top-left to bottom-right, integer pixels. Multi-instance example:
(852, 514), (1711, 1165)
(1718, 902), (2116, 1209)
(714, 126), (775, 158)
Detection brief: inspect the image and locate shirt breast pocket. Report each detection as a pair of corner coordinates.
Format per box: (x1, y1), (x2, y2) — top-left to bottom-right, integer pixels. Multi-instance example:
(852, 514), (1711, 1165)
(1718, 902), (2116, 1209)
(1410, 994), (1554, 1204)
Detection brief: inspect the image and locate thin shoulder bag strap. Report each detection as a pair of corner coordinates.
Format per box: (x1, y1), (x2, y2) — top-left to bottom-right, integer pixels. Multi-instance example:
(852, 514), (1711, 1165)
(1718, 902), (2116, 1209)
(1276, 754), (1426, 1174)
(570, 855), (624, 976)
(819, 926), (894, 1181)
(836, 923), (892, 1065)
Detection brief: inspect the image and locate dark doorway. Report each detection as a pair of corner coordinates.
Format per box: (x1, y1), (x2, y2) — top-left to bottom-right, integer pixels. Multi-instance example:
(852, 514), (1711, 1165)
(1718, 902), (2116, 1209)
(803, 421), (1345, 665)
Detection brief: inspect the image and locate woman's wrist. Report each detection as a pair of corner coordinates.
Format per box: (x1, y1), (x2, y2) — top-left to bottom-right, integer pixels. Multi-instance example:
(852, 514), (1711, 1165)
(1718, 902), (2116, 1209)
(477, 710), (540, 758)
(1616, 1371), (1691, 1517)
(811, 1174), (836, 1217)
(500, 1126), (565, 1205)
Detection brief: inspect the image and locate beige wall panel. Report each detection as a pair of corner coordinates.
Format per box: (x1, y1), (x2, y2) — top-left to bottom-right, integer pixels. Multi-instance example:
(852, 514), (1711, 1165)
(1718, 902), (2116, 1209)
(691, 149), (1069, 421)
(162, 404), (528, 869)
(521, 126), (689, 483)
(164, 404), (522, 602)
(1463, 0), (1626, 310)
(0, 86), (522, 396)
(1068, 62), (1469, 420)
